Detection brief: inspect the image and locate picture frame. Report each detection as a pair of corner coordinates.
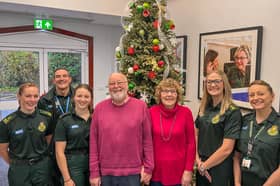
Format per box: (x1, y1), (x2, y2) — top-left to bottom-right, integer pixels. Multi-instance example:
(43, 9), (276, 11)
(176, 35), (187, 93)
(198, 26), (263, 108)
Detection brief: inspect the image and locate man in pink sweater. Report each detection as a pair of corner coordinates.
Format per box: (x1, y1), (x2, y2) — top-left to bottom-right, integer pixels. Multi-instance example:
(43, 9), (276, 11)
(90, 73), (154, 186)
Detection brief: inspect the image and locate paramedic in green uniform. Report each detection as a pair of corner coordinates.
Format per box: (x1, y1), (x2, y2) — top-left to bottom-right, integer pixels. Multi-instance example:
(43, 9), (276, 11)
(195, 70), (242, 186)
(38, 67), (74, 128)
(233, 80), (280, 186)
(38, 67), (74, 186)
(55, 84), (93, 186)
(0, 82), (53, 186)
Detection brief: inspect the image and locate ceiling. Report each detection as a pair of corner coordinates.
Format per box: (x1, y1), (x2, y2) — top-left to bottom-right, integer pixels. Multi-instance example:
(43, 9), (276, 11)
(0, 2), (122, 26)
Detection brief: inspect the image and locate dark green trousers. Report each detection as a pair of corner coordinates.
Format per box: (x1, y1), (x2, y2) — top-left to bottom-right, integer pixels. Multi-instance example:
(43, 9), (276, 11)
(8, 157), (52, 186)
(65, 154), (89, 186)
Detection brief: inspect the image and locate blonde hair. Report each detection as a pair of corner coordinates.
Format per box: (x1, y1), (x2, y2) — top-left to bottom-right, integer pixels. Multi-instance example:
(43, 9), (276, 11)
(18, 82), (38, 96)
(199, 70), (233, 116)
(155, 78), (183, 104)
(234, 45), (251, 63)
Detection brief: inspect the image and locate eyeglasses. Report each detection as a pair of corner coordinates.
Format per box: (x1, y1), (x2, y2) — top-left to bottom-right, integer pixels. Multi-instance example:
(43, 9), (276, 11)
(206, 79), (223, 85)
(234, 56), (248, 61)
(108, 81), (127, 87)
(161, 89), (177, 95)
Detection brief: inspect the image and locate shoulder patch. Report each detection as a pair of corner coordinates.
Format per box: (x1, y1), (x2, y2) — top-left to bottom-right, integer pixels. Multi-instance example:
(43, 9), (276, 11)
(229, 104), (237, 111)
(2, 113), (17, 125)
(39, 109), (52, 117)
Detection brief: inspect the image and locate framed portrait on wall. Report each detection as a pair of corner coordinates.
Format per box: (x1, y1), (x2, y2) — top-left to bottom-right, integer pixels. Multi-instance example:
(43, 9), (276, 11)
(198, 26), (263, 108)
(176, 35), (187, 94)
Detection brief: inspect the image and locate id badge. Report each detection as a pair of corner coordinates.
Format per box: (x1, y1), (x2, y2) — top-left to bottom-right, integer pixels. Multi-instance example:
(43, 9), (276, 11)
(242, 157), (251, 169)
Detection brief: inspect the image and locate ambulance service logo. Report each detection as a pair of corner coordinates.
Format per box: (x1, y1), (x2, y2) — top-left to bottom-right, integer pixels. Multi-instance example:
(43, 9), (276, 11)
(38, 122), (46, 132)
(267, 125), (278, 136)
(211, 114), (220, 124)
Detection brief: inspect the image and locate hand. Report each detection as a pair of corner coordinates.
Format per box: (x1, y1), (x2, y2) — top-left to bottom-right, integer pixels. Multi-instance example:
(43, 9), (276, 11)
(181, 170), (192, 186)
(64, 178), (75, 186)
(204, 170), (212, 183)
(90, 177), (101, 186)
(140, 167), (152, 185)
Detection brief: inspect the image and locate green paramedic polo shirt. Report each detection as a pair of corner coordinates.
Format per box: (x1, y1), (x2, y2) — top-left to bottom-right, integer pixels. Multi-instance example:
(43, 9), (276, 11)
(195, 103), (242, 157)
(0, 109), (52, 159)
(236, 108), (280, 181)
(54, 111), (91, 152)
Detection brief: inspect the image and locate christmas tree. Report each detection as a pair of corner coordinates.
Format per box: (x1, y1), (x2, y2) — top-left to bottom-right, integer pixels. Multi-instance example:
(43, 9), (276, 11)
(115, 0), (182, 106)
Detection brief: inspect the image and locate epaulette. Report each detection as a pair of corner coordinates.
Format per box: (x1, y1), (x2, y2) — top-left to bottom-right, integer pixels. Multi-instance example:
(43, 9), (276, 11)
(229, 104), (238, 111)
(243, 112), (253, 118)
(59, 112), (71, 119)
(2, 112), (17, 125)
(39, 109), (52, 117)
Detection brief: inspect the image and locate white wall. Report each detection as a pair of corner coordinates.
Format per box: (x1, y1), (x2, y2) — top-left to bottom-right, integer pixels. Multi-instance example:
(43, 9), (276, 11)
(0, 12), (123, 105)
(168, 0), (280, 114)
(0, 0), (130, 16)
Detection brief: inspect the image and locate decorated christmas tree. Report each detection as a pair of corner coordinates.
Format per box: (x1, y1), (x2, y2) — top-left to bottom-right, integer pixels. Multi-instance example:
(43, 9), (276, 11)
(115, 0), (182, 106)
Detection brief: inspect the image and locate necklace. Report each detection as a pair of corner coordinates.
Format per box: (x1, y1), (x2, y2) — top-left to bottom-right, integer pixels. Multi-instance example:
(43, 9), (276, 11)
(160, 112), (176, 142)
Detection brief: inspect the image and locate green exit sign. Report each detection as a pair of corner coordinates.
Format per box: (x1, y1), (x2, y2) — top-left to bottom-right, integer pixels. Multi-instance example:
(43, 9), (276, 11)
(34, 19), (53, 30)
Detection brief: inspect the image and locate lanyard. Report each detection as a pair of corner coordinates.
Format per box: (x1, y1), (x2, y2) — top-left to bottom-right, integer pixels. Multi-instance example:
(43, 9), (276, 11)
(247, 120), (266, 156)
(55, 96), (70, 114)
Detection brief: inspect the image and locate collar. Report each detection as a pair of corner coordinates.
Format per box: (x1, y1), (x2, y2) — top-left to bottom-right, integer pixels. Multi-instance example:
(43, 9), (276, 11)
(159, 103), (179, 118)
(17, 108), (37, 118)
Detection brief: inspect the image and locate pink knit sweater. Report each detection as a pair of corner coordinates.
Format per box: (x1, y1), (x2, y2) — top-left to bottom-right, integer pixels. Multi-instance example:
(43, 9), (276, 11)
(89, 97), (154, 179)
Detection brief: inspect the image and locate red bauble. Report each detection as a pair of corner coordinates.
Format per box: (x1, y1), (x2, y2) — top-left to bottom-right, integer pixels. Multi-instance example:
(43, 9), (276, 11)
(157, 60), (165, 67)
(153, 20), (159, 29)
(133, 64), (139, 71)
(127, 47), (135, 55)
(170, 23), (175, 30)
(152, 45), (160, 52)
(127, 91), (135, 97)
(148, 71), (156, 79)
(143, 10), (150, 17)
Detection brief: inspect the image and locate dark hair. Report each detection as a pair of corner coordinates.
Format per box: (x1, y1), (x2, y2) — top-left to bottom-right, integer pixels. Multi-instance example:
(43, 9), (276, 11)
(53, 68), (70, 78)
(204, 49), (218, 76)
(249, 80), (273, 95)
(73, 84), (93, 112)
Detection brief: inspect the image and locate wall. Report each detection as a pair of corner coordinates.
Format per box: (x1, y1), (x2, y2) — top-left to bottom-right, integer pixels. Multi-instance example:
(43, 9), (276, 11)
(0, 12), (123, 105)
(168, 0), (280, 114)
(0, 0), (130, 16)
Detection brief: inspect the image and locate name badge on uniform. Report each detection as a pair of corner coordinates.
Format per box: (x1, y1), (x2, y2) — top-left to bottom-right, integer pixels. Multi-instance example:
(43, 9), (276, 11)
(71, 124), (79, 129)
(242, 157), (251, 169)
(15, 129), (24, 135)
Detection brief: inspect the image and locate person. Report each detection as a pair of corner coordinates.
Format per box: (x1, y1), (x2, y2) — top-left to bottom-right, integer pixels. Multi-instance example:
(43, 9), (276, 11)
(0, 82), (53, 186)
(233, 80), (280, 186)
(149, 78), (196, 186)
(203, 49), (219, 77)
(226, 45), (251, 88)
(38, 67), (74, 186)
(195, 70), (242, 186)
(55, 84), (93, 186)
(89, 72), (154, 186)
(38, 67), (74, 125)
